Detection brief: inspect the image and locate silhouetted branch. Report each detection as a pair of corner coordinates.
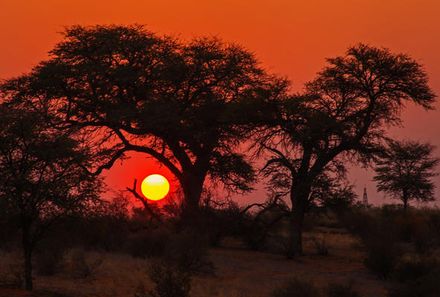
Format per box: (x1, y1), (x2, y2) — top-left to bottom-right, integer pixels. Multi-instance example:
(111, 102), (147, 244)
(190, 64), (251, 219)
(126, 179), (162, 222)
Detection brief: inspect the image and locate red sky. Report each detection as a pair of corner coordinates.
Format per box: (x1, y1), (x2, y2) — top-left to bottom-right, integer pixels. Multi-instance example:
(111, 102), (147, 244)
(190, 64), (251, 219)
(1, 0), (439, 205)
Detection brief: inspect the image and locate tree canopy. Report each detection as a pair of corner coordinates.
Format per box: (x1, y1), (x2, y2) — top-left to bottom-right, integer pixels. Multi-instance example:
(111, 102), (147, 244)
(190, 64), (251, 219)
(256, 44), (436, 256)
(1, 25), (286, 215)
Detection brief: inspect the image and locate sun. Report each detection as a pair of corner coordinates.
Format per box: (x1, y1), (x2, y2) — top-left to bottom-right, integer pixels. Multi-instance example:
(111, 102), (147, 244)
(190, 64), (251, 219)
(141, 174), (170, 201)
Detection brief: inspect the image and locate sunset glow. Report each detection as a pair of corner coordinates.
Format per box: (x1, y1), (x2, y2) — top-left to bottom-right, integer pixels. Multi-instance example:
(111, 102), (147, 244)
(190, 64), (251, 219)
(1, 0), (439, 204)
(141, 174), (170, 201)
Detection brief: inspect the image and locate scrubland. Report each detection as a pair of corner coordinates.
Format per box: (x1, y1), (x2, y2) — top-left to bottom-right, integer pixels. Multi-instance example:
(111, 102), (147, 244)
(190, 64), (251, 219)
(1, 205), (440, 297)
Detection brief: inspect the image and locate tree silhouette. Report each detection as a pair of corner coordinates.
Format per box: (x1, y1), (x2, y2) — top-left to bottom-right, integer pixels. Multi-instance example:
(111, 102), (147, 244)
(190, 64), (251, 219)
(374, 140), (439, 210)
(257, 44), (435, 257)
(2, 25), (285, 219)
(0, 104), (102, 290)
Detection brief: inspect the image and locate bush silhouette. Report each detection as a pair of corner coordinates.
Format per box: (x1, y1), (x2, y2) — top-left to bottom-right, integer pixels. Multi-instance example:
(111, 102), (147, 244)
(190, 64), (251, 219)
(326, 283), (360, 297)
(271, 278), (320, 297)
(162, 230), (214, 275)
(144, 261), (191, 297)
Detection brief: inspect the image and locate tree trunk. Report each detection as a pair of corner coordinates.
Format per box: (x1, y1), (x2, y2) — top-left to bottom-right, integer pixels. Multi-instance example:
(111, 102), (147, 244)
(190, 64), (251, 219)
(287, 182), (309, 258)
(287, 205), (305, 258)
(403, 199), (408, 211)
(22, 224), (33, 290)
(180, 171), (205, 226)
(402, 190), (409, 211)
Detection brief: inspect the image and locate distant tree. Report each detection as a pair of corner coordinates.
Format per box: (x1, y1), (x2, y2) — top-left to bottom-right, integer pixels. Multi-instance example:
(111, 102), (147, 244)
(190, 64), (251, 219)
(374, 140), (439, 210)
(257, 44), (435, 257)
(0, 104), (102, 290)
(2, 25), (285, 220)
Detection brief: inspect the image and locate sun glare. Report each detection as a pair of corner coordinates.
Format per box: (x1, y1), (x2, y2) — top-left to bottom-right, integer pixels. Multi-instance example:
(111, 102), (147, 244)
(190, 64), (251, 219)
(141, 174), (170, 201)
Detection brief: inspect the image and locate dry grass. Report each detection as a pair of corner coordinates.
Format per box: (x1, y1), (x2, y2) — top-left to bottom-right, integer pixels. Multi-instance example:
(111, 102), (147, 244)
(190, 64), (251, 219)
(0, 229), (387, 297)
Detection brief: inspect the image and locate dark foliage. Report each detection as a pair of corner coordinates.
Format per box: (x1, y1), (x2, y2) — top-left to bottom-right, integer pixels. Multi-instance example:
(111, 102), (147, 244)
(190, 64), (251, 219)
(144, 261), (191, 297)
(256, 43), (435, 256)
(35, 242), (66, 276)
(271, 278), (320, 297)
(374, 140), (439, 209)
(162, 229), (215, 275)
(363, 234), (401, 279)
(393, 257), (440, 283)
(326, 283), (360, 297)
(65, 248), (104, 279)
(0, 104), (102, 290)
(388, 272), (440, 297)
(127, 228), (171, 259)
(2, 25), (287, 219)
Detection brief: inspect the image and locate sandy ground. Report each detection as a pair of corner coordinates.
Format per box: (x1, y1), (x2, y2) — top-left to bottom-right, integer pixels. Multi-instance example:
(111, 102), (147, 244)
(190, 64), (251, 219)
(0, 229), (388, 297)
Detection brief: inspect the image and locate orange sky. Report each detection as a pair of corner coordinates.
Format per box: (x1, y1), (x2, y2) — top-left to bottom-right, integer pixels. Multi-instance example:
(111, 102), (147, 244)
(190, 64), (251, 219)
(1, 0), (439, 205)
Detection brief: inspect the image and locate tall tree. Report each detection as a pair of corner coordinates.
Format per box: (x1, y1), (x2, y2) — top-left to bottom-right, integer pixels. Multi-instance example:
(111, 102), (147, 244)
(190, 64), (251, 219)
(257, 44), (435, 257)
(374, 140), (439, 210)
(2, 25), (285, 219)
(0, 104), (102, 290)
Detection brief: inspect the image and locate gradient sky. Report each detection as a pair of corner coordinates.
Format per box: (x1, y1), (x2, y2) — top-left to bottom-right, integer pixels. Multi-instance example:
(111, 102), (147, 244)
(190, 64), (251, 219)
(1, 0), (439, 205)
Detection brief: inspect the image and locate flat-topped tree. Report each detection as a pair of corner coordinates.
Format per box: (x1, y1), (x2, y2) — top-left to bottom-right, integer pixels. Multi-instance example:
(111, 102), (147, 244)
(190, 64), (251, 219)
(257, 44), (435, 257)
(374, 140), (439, 210)
(0, 104), (102, 290)
(2, 25), (285, 218)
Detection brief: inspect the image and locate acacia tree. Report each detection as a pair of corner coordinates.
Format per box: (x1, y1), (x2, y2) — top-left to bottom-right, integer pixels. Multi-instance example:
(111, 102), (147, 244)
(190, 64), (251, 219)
(0, 104), (102, 290)
(2, 25), (285, 219)
(374, 140), (439, 210)
(258, 44), (435, 257)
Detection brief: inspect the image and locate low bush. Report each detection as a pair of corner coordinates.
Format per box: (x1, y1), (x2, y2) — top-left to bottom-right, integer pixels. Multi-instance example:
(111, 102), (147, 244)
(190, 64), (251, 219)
(326, 283), (359, 297)
(0, 252), (23, 288)
(64, 249), (104, 279)
(393, 257), (439, 283)
(127, 228), (171, 259)
(35, 248), (65, 276)
(242, 221), (268, 251)
(388, 256), (440, 297)
(135, 261), (191, 297)
(162, 229), (214, 275)
(363, 232), (401, 279)
(388, 272), (440, 297)
(311, 235), (329, 256)
(197, 201), (245, 246)
(271, 278), (320, 297)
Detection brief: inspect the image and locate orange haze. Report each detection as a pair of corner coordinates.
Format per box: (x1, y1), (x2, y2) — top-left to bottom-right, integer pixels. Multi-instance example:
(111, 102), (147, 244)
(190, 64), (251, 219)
(1, 0), (439, 205)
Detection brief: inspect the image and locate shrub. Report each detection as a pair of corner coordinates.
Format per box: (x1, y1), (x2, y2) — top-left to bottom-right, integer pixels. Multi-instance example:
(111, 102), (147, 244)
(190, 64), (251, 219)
(195, 201), (245, 246)
(388, 273), (440, 297)
(271, 278), (320, 297)
(339, 207), (402, 279)
(36, 247), (65, 276)
(311, 235), (329, 256)
(0, 252), (23, 288)
(162, 230), (214, 275)
(242, 221), (268, 251)
(363, 232), (401, 279)
(65, 249), (104, 279)
(411, 220), (436, 255)
(326, 283), (360, 297)
(394, 257), (439, 283)
(338, 207), (375, 239)
(127, 228), (171, 258)
(137, 261), (191, 297)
